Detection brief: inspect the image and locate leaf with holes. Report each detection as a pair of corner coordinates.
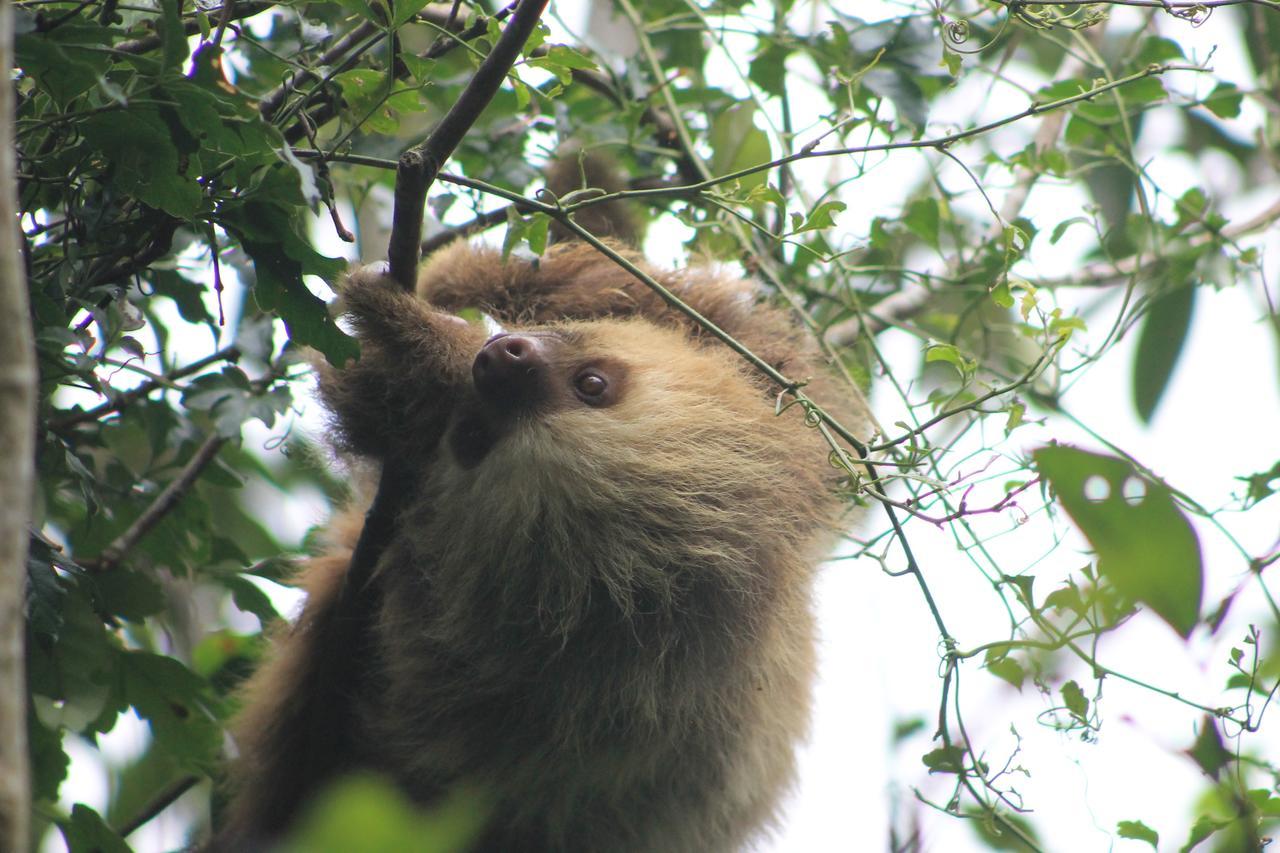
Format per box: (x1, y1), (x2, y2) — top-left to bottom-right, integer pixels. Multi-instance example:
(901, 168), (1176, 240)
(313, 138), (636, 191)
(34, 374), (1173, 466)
(1033, 446), (1202, 638)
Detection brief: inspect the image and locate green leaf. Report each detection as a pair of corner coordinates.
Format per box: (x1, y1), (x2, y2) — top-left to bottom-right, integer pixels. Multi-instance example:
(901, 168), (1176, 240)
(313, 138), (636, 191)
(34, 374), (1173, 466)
(59, 804), (131, 853)
(15, 33), (107, 105)
(223, 575), (283, 624)
(1236, 460), (1280, 508)
(89, 568), (166, 622)
(81, 110), (203, 218)
(748, 40), (791, 97)
(1181, 814), (1229, 852)
(1133, 282), (1196, 423)
(1061, 680), (1088, 722)
(230, 220), (356, 366)
(1033, 446), (1203, 637)
(289, 776), (491, 853)
(985, 653), (1025, 690)
(921, 745), (967, 773)
(990, 279), (1014, 309)
(391, 0), (433, 27)
(1117, 820), (1158, 848)
(709, 103), (771, 192)
(902, 197), (940, 249)
(157, 0), (190, 73)
(792, 201), (847, 235)
(29, 716), (70, 801)
(1185, 715), (1230, 779)
(118, 651), (221, 770)
(1246, 789), (1280, 817)
(31, 591), (118, 733)
(1203, 83), (1243, 119)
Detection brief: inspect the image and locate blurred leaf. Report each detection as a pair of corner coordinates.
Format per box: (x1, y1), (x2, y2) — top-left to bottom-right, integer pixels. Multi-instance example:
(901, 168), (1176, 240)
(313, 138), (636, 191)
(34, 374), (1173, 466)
(902, 197), (940, 249)
(1117, 819), (1159, 848)
(1061, 680), (1088, 723)
(1181, 814), (1230, 852)
(1033, 446), (1203, 637)
(1133, 281), (1196, 423)
(1237, 461), (1280, 508)
(1185, 715), (1230, 779)
(1203, 83), (1243, 119)
(985, 652), (1025, 691)
(289, 775), (491, 853)
(118, 651), (221, 771)
(59, 804), (131, 853)
(922, 745), (967, 774)
(709, 103), (771, 192)
(89, 568), (166, 622)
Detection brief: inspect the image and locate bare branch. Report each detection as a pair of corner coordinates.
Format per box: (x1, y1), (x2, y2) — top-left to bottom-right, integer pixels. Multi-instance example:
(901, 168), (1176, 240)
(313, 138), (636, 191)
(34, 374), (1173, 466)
(386, 0), (550, 290)
(93, 434), (228, 573)
(51, 346), (242, 431)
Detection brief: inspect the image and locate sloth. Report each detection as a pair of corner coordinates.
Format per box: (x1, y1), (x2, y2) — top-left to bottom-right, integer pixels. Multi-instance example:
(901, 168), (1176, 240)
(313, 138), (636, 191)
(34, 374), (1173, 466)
(210, 232), (865, 851)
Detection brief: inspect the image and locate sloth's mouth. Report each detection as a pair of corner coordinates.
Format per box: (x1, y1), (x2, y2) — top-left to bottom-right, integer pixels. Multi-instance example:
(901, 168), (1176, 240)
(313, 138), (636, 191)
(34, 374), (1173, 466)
(448, 411), (503, 470)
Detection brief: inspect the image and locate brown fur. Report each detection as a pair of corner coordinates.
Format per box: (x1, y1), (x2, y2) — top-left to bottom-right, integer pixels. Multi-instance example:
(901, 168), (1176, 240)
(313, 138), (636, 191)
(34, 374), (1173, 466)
(211, 240), (865, 852)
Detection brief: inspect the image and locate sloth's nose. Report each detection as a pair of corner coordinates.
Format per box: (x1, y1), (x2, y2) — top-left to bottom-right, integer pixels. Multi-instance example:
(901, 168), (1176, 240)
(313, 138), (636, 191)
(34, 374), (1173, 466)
(473, 333), (547, 403)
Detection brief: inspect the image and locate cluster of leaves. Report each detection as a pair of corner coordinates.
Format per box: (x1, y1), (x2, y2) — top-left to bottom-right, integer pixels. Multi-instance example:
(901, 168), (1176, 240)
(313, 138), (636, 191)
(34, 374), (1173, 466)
(12, 0), (1280, 850)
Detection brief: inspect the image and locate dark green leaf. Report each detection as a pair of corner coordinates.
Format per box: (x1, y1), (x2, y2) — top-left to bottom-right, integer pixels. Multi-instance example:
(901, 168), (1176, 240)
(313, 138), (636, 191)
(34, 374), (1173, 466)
(29, 715), (70, 801)
(921, 745), (967, 773)
(223, 575), (283, 624)
(158, 0), (190, 73)
(1133, 282), (1196, 423)
(748, 40), (791, 97)
(59, 804), (131, 853)
(81, 110), (203, 218)
(89, 568), (166, 622)
(118, 651), (221, 770)
(1061, 680), (1088, 722)
(1185, 715), (1230, 779)
(234, 228), (357, 367)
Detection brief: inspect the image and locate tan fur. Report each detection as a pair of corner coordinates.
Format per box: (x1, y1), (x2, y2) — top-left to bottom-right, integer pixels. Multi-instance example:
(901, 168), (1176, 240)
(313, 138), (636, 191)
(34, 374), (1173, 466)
(212, 240), (865, 852)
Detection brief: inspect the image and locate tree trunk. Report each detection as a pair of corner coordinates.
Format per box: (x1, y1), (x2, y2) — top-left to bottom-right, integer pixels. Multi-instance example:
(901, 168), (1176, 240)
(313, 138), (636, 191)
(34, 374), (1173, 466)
(0, 1), (36, 849)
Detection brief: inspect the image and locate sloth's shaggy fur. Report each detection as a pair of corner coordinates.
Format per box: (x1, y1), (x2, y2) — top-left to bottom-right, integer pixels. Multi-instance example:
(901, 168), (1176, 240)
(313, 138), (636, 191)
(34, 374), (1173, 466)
(212, 240), (865, 852)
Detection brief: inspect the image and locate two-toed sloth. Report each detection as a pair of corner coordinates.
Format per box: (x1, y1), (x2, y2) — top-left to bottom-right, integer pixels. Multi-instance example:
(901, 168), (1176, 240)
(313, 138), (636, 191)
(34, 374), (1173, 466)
(211, 228), (865, 851)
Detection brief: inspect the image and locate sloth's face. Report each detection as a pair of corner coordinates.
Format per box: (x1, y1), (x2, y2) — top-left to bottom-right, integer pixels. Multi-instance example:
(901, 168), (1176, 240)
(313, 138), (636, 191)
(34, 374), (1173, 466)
(444, 318), (767, 474)
(469, 329), (629, 415)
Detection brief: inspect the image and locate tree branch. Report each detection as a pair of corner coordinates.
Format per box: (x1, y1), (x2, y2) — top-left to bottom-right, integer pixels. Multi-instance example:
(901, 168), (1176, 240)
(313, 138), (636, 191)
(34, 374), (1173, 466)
(93, 434), (228, 572)
(386, 0), (550, 289)
(51, 345), (241, 431)
(117, 775), (199, 839)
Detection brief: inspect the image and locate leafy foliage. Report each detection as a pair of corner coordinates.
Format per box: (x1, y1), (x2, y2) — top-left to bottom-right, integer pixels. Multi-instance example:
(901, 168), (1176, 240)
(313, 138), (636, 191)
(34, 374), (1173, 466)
(12, 0), (1279, 850)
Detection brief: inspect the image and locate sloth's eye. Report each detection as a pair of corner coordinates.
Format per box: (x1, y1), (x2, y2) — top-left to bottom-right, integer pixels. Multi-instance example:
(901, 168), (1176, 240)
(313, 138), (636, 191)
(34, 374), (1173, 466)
(574, 371), (608, 403)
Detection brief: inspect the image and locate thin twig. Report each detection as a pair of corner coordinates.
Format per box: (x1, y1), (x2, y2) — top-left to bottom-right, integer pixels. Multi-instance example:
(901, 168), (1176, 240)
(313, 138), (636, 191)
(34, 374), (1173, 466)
(117, 775), (199, 838)
(258, 20), (378, 122)
(51, 345), (241, 431)
(93, 434), (228, 572)
(114, 1), (273, 54)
